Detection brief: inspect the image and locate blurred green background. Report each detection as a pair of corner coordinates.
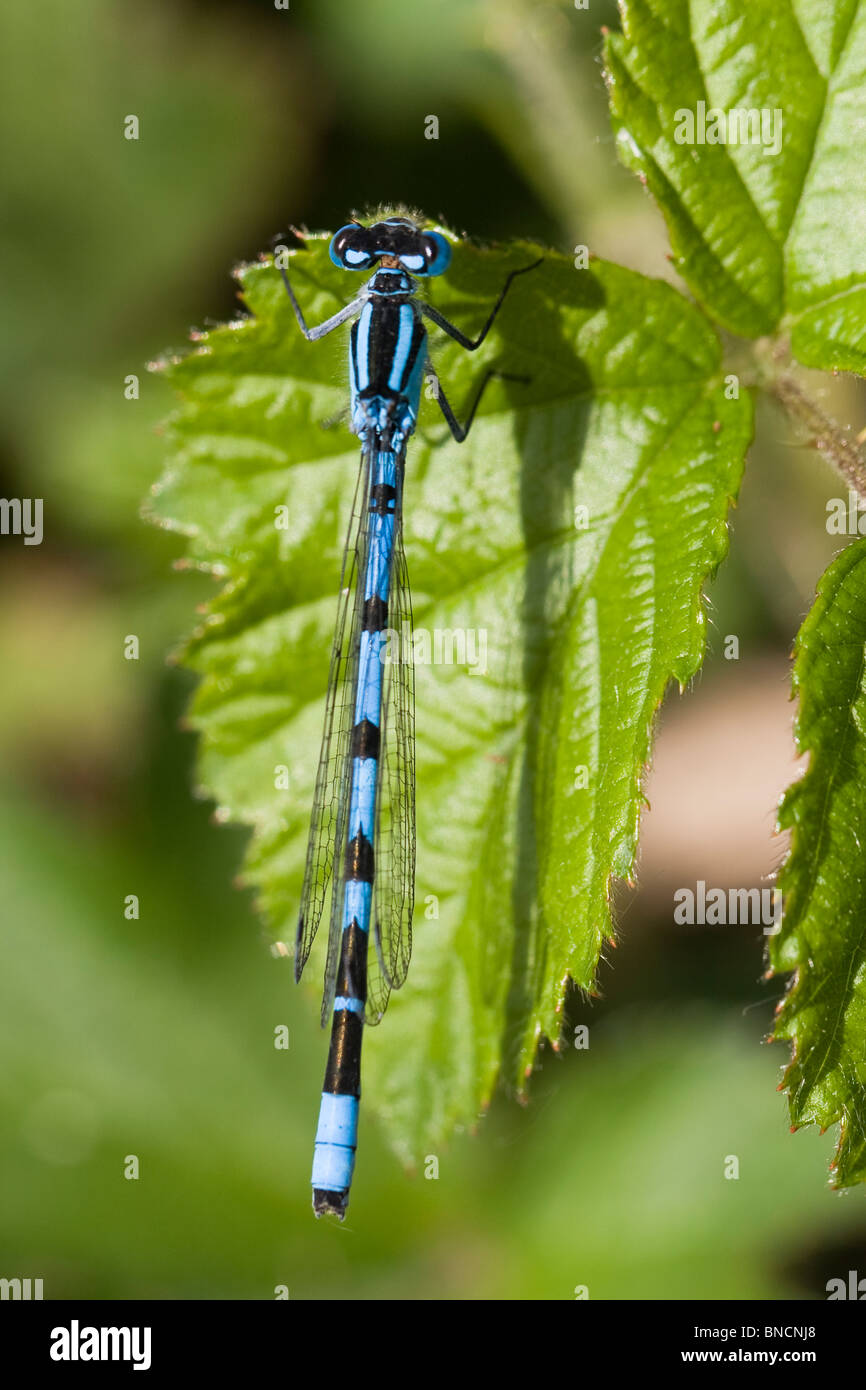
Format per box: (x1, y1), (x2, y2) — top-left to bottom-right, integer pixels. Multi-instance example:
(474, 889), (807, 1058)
(2, 0), (865, 1300)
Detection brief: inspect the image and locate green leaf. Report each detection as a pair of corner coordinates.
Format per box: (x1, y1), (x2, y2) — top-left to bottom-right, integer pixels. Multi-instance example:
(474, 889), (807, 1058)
(770, 539), (866, 1186)
(604, 0), (866, 370)
(150, 230), (751, 1161)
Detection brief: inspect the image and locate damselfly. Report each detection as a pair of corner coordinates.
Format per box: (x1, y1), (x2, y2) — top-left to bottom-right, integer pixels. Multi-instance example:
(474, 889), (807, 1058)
(279, 215), (540, 1218)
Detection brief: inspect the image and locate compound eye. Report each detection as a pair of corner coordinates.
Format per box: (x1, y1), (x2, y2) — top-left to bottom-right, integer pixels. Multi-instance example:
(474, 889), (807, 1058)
(420, 231), (452, 276)
(329, 224), (374, 270)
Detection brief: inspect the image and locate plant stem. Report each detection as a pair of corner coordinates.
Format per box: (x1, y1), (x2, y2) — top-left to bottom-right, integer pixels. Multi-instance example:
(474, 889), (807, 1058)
(771, 371), (866, 502)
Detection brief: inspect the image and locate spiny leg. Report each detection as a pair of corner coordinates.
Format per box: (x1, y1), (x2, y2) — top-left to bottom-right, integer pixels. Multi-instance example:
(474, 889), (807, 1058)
(420, 257), (543, 351)
(273, 240), (365, 341)
(425, 362), (529, 444)
(320, 404), (350, 432)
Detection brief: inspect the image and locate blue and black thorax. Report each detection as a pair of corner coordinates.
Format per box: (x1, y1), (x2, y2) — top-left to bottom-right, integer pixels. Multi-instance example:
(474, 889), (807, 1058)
(349, 271), (426, 452)
(329, 219), (452, 453)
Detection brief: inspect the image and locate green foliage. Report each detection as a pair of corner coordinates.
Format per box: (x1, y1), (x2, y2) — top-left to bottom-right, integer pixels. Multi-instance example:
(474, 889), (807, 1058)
(154, 0), (866, 1185)
(150, 233), (751, 1159)
(770, 541), (866, 1186)
(604, 0), (866, 370)
(604, 0), (866, 1191)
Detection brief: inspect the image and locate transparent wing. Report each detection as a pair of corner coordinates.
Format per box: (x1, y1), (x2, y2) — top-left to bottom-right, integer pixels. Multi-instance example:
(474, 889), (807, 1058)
(295, 449), (371, 1009)
(368, 471), (416, 1023)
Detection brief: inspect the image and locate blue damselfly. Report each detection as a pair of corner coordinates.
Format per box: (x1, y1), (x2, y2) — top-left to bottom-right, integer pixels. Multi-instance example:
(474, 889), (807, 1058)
(279, 215), (540, 1218)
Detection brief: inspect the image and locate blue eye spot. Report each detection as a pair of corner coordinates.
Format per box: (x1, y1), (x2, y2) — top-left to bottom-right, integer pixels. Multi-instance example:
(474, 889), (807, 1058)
(422, 232), (452, 276)
(329, 224), (371, 269)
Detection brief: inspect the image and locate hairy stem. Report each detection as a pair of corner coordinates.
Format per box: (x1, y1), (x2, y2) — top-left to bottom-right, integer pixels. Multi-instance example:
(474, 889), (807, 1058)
(771, 371), (866, 501)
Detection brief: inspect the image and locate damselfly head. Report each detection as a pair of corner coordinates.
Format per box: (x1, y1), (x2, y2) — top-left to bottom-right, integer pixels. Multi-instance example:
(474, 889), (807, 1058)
(329, 216), (451, 277)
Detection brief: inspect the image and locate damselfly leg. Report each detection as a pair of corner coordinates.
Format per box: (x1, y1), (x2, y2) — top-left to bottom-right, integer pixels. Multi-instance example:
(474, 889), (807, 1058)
(424, 363), (531, 443)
